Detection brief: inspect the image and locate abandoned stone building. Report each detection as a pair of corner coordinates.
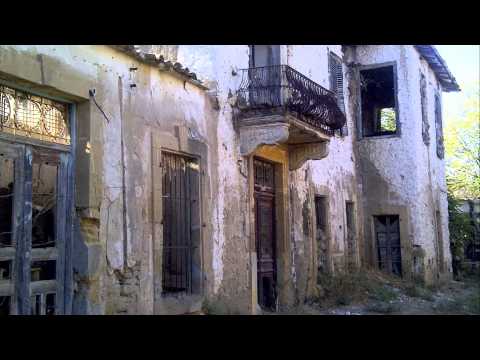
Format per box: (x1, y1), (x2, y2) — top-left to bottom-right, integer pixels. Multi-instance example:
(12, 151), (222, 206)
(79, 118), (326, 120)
(0, 45), (460, 315)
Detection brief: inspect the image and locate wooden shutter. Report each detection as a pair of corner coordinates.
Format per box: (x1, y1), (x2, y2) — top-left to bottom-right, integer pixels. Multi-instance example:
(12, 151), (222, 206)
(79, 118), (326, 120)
(329, 52), (347, 136)
(434, 93), (444, 159)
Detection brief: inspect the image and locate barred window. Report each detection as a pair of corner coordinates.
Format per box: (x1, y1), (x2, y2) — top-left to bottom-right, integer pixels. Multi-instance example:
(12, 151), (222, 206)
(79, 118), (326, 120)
(0, 85), (70, 145)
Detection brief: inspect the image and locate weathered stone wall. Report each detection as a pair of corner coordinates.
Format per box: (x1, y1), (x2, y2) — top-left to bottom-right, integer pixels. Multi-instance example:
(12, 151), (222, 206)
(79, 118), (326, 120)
(0, 44), (453, 314)
(349, 45), (452, 283)
(0, 45), (221, 314)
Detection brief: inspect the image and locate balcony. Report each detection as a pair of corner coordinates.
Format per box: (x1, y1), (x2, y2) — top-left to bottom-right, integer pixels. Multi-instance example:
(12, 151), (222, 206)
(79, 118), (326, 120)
(235, 65), (346, 168)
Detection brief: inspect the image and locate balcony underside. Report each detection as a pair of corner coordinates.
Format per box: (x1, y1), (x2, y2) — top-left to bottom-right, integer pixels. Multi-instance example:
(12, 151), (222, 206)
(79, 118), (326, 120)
(237, 111), (330, 170)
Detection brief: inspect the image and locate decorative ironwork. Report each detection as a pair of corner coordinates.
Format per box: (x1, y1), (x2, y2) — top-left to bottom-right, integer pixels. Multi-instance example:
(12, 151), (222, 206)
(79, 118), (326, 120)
(237, 65), (346, 136)
(0, 85), (70, 145)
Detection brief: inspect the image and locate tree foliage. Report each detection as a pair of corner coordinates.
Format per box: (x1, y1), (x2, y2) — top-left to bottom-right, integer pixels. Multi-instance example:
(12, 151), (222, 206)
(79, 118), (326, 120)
(444, 84), (480, 199)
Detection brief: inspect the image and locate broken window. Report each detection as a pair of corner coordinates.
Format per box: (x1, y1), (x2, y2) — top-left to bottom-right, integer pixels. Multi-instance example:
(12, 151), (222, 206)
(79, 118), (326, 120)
(161, 151), (200, 295)
(360, 65), (398, 137)
(374, 215), (402, 276)
(420, 72), (429, 145)
(434, 92), (445, 159)
(315, 196), (328, 276)
(329, 52), (347, 136)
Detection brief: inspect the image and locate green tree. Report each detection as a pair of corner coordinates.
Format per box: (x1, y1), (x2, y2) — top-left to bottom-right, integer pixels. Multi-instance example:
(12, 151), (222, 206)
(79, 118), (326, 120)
(445, 84), (480, 199)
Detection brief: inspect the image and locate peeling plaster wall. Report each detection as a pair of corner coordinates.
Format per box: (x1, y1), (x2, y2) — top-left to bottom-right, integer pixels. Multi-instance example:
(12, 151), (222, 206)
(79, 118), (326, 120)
(285, 45), (363, 299)
(351, 45), (452, 283)
(0, 45), (220, 314)
(0, 44), (453, 314)
(178, 46), (253, 313)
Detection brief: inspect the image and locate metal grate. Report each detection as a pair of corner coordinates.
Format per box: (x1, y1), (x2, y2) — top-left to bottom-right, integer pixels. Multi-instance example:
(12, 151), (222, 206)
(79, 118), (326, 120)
(161, 152), (199, 294)
(0, 85), (70, 145)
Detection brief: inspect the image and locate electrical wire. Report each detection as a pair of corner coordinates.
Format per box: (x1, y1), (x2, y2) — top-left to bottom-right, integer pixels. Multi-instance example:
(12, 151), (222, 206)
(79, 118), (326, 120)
(89, 90), (110, 123)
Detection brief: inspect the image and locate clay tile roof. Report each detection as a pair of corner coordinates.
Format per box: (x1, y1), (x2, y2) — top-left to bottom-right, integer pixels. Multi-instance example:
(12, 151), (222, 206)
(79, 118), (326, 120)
(110, 45), (207, 89)
(414, 45), (460, 92)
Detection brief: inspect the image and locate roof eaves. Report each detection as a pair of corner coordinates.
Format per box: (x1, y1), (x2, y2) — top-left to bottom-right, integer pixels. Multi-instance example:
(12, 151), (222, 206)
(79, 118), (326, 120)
(414, 45), (460, 92)
(109, 45), (209, 90)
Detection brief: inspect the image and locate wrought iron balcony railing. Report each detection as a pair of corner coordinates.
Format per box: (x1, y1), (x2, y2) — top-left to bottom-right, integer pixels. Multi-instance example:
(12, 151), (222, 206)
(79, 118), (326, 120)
(236, 65), (346, 136)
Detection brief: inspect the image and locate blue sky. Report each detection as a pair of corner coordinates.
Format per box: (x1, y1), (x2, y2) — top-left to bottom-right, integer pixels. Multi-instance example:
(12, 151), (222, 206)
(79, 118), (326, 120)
(435, 45), (479, 122)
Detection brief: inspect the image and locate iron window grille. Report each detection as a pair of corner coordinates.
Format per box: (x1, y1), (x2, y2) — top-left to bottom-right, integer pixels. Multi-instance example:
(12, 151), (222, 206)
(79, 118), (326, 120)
(0, 85), (70, 145)
(161, 151), (199, 295)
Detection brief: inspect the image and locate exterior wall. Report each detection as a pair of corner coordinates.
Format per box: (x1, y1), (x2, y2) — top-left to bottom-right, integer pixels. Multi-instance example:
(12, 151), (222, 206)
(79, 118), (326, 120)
(0, 44), (454, 314)
(348, 45), (452, 284)
(0, 45), (221, 314)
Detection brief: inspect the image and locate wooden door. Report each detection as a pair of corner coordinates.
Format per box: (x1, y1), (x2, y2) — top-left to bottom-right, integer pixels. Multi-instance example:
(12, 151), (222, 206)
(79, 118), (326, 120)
(374, 215), (402, 276)
(0, 141), (70, 315)
(254, 158), (277, 310)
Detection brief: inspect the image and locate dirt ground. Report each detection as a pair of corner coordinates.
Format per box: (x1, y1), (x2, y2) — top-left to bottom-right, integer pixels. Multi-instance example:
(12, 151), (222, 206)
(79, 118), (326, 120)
(273, 272), (480, 315)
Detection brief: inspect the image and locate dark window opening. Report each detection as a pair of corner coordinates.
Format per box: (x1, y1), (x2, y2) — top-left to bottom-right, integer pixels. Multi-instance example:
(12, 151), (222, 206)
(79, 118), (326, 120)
(329, 52), (347, 136)
(315, 196), (327, 232)
(360, 65), (398, 137)
(0, 260), (11, 280)
(374, 215), (402, 276)
(161, 151), (200, 295)
(0, 155), (14, 247)
(0, 296), (10, 315)
(31, 293), (55, 315)
(315, 196), (328, 276)
(31, 260), (56, 281)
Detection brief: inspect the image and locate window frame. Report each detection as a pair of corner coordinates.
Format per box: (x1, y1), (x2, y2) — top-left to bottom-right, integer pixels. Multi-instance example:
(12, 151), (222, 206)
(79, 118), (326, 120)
(357, 61), (401, 140)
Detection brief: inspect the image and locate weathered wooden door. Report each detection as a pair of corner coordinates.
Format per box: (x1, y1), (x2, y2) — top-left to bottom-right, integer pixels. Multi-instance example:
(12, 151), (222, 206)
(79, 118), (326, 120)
(254, 158), (277, 310)
(374, 215), (402, 276)
(0, 141), (70, 315)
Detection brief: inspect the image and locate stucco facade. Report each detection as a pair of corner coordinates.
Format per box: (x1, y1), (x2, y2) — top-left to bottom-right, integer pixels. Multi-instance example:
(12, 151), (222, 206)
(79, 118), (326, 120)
(0, 44), (458, 315)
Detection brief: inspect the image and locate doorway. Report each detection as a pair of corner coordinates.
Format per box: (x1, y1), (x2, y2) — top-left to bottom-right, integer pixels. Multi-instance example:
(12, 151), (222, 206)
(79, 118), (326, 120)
(253, 157), (277, 310)
(0, 141), (71, 314)
(374, 215), (402, 276)
(248, 45), (282, 108)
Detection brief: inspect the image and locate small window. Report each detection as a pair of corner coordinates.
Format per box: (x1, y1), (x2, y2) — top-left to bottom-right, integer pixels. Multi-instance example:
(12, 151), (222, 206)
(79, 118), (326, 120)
(329, 52), (347, 136)
(314, 196), (327, 232)
(360, 65), (398, 137)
